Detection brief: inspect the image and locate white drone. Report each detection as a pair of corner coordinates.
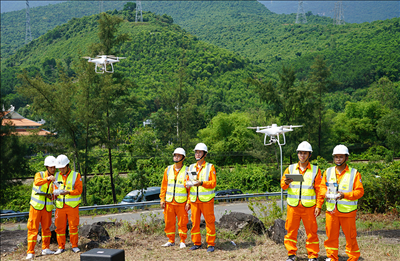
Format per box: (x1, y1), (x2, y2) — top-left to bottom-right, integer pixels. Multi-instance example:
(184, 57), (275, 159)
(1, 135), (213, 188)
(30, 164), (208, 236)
(248, 123), (302, 210)
(247, 123), (302, 146)
(82, 55), (126, 73)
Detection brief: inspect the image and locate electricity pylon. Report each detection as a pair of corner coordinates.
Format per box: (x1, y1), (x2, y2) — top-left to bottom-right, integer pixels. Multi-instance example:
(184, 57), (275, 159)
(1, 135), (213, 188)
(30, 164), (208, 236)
(25, 0), (32, 44)
(296, 1), (307, 24)
(135, 0), (143, 22)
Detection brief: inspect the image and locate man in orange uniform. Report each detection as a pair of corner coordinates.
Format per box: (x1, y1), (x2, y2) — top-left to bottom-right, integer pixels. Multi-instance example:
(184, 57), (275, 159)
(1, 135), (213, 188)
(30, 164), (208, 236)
(53, 154), (82, 255)
(321, 145), (364, 261)
(186, 143), (216, 252)
(160, 147), (190, 248)
(26, 156), (57, 260)
(281, 141), (323, 261)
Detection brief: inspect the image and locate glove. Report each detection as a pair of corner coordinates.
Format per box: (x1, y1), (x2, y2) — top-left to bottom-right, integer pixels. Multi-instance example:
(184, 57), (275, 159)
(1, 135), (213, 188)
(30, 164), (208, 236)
(186, 181), (193, 188)
(326, 192), (340, 199)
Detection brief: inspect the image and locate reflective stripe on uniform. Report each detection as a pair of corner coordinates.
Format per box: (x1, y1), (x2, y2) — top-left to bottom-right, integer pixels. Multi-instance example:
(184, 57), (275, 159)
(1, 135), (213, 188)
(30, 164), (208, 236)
(326, 247), (339, 250)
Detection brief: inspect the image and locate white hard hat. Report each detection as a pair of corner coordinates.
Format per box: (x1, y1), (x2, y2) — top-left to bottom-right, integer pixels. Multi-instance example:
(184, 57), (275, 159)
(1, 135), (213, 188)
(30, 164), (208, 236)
(194, 143), (207, 152)
(296, 141), (313, 152)
(173, 147), (186, 157)
(44, 156), (56, 167)
(56, 154), (70, 168)
(332, 145), (349, 155)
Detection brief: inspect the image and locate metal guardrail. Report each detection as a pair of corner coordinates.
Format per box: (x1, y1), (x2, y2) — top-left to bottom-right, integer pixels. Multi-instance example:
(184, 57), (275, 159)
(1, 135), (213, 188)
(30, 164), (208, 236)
(0, 192), (287, 220)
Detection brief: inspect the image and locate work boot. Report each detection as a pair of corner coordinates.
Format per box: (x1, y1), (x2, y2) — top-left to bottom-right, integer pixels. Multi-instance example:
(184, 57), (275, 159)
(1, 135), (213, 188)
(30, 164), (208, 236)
(162, 242), (175, 247)
(189, 245), (201, 250)
(179, 242), (186, 248)
(207, 246), (215, 252)
(72, 247), (80, 253)
(26, 253), (34, 259)
(54, 249), (65, 255)
(325, 259), (332, 261)
(41, 249), (55, 255)
(286, 255), (297, 261)
(308, 259), (318, 261)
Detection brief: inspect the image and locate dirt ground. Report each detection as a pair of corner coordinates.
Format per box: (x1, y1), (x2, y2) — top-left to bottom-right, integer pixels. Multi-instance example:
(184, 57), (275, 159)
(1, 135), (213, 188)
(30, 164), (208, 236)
(2, 212), (400, 260)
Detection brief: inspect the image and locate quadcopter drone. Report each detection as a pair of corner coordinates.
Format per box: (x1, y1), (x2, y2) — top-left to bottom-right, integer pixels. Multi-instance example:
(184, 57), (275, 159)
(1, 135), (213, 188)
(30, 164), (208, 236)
(247, 124), (302, 145)
(82, 55), (125, 73)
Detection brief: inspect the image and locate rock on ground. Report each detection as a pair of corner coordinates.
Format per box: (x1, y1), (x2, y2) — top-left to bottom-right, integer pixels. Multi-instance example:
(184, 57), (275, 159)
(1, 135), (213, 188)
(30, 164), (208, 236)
(218, 212), (266, 235)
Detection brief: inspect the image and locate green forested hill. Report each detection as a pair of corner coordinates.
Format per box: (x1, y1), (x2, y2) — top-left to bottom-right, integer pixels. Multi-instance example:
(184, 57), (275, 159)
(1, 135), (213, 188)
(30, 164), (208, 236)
(3, 0), (399, 93)
(0, 1), (127, 59)
(2, 9), (268, 130)
(260, 1), (400, 24)
(143, 1), (400, 90)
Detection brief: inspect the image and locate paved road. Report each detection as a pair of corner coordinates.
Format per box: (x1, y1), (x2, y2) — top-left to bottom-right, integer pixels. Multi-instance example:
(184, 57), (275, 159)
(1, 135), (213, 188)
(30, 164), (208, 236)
(1, 200), (284, 231)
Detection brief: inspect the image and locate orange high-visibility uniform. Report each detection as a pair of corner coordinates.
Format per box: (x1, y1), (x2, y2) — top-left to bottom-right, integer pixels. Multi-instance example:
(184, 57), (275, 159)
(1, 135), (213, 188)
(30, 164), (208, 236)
(185, 161), (217, 247)
(54, 169), (82, 249)
(281, 162), (324, 259)
(320, 165), (364, 261)
(160, 164), (189, 244)
(27, 171), (54, 254)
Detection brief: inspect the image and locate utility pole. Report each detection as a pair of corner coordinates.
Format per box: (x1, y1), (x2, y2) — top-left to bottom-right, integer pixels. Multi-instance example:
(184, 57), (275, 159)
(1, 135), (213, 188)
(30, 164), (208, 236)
(135, 0), (143, 22)
(334, 1), (345, 25)
(25, 0), (32, 44)
(295, 1), (307, 24)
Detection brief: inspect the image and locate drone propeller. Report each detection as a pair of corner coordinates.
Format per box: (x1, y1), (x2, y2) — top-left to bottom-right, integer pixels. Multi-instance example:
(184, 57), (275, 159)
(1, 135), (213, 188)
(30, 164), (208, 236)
(82, 56), (92, 59)
(282, 125), (303, 128)
(247, 126), (270, 129)
(117, 57), (126, 59)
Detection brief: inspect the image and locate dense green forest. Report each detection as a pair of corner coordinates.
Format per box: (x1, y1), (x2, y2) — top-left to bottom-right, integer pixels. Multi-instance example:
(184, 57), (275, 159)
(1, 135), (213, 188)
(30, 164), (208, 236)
(1, 3), (400, 214)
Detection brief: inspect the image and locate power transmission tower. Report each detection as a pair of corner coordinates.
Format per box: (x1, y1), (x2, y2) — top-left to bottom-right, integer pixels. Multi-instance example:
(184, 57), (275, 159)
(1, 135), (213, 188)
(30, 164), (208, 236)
(99, 0), (104, 13)
(25, 0), (32, 44)
(334, 1), (345, 25)
(295, 1), (307, 24)
(135, 0), (143, 23)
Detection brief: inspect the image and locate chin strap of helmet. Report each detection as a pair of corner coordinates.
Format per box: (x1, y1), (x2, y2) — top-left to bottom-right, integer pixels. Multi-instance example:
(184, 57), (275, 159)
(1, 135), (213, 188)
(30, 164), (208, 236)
(196, 152), (206, 161)
(335, 155), (348, 166)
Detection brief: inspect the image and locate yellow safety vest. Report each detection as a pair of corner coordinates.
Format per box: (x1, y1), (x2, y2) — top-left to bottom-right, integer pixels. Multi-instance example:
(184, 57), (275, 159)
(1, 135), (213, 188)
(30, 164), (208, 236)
(30, 171), (54, 212)
(189, 163), (215, 203)
(326, 166), (358, 213)
(287, 164), (318, 207)
(165, 165), (188, 203)
(55, 171), (81, 208)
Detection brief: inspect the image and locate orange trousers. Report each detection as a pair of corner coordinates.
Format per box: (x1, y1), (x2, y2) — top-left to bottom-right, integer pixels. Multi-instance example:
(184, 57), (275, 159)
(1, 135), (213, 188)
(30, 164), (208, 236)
(190, 201), (216, 247)
(284, 204), (319, 258)
(27, 206), (53, 254)
(325, 211), (360, 261)
(163, 203), (188, 243)
(55, 205), (79, 249)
